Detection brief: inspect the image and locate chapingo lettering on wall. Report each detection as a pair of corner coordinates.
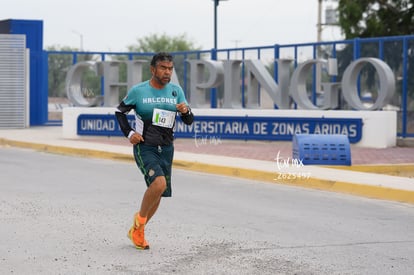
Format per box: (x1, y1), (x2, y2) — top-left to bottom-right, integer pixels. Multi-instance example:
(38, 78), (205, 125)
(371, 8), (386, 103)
(66, 57), (395, 111)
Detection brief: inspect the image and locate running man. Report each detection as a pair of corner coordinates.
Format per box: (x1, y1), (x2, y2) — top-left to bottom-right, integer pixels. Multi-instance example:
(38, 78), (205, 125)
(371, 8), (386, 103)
(115, 52), (194, 250)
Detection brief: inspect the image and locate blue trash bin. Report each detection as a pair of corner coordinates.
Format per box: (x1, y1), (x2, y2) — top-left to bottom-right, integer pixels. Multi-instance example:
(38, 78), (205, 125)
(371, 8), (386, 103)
(292, 134), (351, 165)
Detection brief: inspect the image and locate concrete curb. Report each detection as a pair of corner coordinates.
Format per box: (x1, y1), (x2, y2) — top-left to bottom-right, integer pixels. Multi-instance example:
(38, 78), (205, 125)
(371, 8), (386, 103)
(174, 160), (414, 204)
(0, 138), (133, 162)
(325, 164), (414, 178)
(1, 138), (414, 205)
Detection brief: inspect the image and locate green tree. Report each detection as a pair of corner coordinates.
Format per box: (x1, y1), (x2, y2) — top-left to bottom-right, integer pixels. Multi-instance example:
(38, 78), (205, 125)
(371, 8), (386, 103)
(337, 0), (414, 106)
(338, 0), (414, 39)
(121, 33), (202, 97)
(47, 45), (98, 98)
(47, 45), (74, 97)
(127, 33), (200, 53)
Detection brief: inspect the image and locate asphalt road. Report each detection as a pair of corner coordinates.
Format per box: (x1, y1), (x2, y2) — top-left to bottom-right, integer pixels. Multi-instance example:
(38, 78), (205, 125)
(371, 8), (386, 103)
(1, 147), (414, 275)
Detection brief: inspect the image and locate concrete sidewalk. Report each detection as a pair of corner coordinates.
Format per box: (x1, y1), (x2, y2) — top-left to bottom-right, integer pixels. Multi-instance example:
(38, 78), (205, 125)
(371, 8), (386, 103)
(0, 126), (413, 204)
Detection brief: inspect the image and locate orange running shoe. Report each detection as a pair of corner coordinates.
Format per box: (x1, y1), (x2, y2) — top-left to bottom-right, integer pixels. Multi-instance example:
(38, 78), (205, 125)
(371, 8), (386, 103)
(127, 213), (149, 250)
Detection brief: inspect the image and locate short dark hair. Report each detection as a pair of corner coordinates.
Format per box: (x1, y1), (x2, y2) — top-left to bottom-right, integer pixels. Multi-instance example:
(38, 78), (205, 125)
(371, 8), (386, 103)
(150, 52), (173, 67)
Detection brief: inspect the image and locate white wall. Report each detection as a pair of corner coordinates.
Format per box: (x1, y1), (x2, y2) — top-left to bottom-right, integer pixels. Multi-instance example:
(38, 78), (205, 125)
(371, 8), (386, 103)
(62, 107), (396, 148)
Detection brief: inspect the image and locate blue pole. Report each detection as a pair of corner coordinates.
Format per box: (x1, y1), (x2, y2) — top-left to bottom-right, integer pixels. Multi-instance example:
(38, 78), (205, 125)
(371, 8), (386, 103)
(101, 53), (105, 99)
(331, 43), (337, 83)
(273, 44), (280, 81)
(378, 39), (384, 60)
(211, 48), (217, 108)
(312, 45), (317, 105)
(72, 52), (77, 64)
(401, 37), (408, 138)
(210, 0), (219, 108)
(353, 38), (361, 97)
(273, 44), (280, 109)
(241, 49), (245, 107)
(353, 38), (361, 60)
(214, 0), (218, 51)
(183, 53), (188, 97)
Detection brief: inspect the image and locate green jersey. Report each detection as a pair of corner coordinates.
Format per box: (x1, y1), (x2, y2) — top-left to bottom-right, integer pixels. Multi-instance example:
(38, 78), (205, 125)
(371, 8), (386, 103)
(117, 80), (191, 146)
(124, 80), (188, 121)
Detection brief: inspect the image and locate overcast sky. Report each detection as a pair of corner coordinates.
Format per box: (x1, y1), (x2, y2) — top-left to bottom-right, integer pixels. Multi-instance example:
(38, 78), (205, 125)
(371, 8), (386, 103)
(1, 0), (342, 52)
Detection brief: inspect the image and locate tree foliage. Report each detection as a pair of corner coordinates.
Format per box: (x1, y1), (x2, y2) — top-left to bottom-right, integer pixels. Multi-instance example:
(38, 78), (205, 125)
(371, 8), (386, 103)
(125, 33), (202, 89)
(47, 45), (99, 98)
(336, 0), (414, 104)
(47, 45), (75, 97)
(47, 33), (201, 102)
(338, 0), (414, 38)
(127, 33), (201, 53)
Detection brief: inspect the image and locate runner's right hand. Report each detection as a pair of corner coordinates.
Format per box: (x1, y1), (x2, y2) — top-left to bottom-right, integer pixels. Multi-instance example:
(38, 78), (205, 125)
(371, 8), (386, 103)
(129, 133), (144, 145)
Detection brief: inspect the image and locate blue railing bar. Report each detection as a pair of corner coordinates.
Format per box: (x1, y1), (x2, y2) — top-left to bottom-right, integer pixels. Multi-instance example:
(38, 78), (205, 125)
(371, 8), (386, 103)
(72, 52), (77, 64)
(292, 45), (299, 109)
(100, 53), (106, 99)
(241, 49), (246, 108)
(312, 45), (318, 105)
(257, 49), (262, 105)
(273, 44), (280, 109)
(353, 38), (361, 98)
(401, 37), (408, 138)
(216, 45), (274, 52)
(378, 40), (384, 60)
(183, 52), (188, 97)
(210, 48), (217, 108)
(47, 35), (414, 57)
(276, 35), (414, 48)
(273, 44), (279, 80)
(294, 46), (298, 65)
(331, 43), (337, 83)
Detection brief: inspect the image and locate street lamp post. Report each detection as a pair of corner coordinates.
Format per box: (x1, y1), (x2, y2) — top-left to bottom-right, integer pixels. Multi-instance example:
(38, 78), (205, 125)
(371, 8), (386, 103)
(316, 0), (339, 45)
(214, 0), (218, 51)
(72, 30), (84, 51)
(213, 0), (228, 51)
(211, 0), (227, 108)
(315, 0), (339, 100)
(317, 0), (323, 45)
(316, 0), (323, 97)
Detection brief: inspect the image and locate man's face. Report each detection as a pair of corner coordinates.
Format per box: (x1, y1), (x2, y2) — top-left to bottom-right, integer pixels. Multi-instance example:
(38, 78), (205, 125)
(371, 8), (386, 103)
(151, 60), (173, 86)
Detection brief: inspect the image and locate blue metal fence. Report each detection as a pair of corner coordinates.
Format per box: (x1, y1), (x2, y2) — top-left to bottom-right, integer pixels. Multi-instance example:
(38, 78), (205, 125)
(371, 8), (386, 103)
(46, 35), (414, 138)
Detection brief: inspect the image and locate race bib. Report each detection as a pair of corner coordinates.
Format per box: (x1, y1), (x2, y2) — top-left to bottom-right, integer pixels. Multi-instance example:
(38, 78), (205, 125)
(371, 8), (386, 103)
(135, 115), (144, 135)
(152, 108), (176, 128)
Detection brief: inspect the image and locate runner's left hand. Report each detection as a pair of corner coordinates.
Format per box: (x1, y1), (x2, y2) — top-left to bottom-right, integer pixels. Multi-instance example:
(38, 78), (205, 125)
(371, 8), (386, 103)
(176, 102), (188, 114)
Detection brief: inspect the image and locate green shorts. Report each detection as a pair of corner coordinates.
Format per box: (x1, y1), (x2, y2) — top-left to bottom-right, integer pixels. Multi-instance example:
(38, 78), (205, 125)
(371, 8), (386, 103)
(133, 144), (174, 197)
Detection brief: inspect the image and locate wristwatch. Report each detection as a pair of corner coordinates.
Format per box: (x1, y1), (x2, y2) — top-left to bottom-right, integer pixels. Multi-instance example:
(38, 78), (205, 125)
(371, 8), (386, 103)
(182, 106), (191, 116)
